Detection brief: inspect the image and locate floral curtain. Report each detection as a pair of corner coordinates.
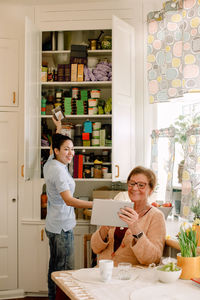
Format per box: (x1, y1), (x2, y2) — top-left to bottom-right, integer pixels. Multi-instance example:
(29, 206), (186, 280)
(150, 127), (175, 202)
(147, 0), (200, 103)
(181, 126), (200, 219)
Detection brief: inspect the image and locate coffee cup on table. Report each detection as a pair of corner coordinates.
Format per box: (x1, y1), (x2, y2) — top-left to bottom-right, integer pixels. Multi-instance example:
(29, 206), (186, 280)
(99, 259), (113, 282)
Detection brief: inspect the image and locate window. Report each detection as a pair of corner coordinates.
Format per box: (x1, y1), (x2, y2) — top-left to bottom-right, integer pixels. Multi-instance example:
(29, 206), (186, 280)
(156, 95), (200, 189)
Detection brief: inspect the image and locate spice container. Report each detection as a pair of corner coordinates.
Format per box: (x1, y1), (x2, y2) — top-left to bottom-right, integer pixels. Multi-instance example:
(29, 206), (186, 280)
(88, 98), (98, 107)
(93, 122), (101, 130)
(101, 36), (112, 49)
(90, 89), (100, 98)
(41, 66), (48, 82)
(92, 130), (100, 138)
(94, 159), (102, 178)
(72, 87), (79, 99)
(92, 138), (100, 146)
(88, 39), (97, 50)
(83, 166), (91, 178)
(88, 107), (98, 115)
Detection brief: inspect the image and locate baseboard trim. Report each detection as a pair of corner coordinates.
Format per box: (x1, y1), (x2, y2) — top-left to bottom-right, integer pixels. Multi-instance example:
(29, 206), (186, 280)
(0, 289), (24, 299)
(0, 289), (48, 299)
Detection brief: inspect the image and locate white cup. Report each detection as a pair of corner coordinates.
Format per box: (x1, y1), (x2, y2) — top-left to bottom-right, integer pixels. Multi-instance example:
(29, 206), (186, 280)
(99, 259), (113, 282)
(118, 262), (132, 280)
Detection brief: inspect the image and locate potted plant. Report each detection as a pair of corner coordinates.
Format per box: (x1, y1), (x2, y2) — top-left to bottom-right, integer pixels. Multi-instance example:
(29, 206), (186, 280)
(171, 112), (200, 183)
(177, 222), (200, 279)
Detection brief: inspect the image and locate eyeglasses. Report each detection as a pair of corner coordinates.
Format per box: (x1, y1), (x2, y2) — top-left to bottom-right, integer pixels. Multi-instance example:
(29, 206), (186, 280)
(127, 181), (148, 190)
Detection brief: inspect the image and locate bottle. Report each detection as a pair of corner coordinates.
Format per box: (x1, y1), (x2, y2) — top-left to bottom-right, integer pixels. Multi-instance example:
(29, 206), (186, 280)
(57, 31), (64, 50)
(41, 184), (47, 219)
(52, 31), (56, 51)
(47, 67), (53, 82)
(53, 67), (58, 81)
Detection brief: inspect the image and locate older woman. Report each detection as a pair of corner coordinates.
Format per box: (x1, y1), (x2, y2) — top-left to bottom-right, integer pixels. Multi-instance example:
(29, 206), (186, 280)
(91, 166), (166, 266)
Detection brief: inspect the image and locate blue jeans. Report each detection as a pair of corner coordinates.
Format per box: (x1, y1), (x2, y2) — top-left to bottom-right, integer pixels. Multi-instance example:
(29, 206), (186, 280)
(46, 229), (74, 300)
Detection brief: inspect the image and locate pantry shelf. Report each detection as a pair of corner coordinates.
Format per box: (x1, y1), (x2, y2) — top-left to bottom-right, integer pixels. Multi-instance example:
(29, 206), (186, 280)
(41, 146), (112, 150)
(41, 81), (112, 87)
(42, 50), (112, 55)
(41, 114), (112, 119)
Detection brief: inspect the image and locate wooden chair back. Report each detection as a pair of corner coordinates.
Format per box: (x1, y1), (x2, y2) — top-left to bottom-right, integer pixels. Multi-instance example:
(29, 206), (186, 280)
(84, 233), (92, 268)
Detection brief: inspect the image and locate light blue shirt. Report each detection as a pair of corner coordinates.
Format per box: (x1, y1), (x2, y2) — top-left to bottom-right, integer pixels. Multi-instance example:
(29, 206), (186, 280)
(44, 156), (76, 234)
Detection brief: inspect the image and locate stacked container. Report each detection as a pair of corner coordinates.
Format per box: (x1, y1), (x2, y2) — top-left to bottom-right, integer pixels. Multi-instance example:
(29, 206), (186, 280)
(41, 97), (47, 115)
(88, 89), (100, 115)
(92, 122), (101, 146)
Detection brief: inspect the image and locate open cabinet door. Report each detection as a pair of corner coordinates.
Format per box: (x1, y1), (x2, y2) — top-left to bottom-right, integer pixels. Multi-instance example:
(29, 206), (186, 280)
(24, 17), (41, 181)
(112, 15), (135, 182)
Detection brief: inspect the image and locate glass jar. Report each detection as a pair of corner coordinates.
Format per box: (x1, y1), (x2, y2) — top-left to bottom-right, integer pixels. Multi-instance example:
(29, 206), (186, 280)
(94, 159), (102, 178)
(101, 36), (112, 49)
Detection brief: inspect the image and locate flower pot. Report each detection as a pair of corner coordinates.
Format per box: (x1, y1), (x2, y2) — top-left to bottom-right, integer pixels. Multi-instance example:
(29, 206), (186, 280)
(194, 225), (200, 247)
(177, 253), (200, 279)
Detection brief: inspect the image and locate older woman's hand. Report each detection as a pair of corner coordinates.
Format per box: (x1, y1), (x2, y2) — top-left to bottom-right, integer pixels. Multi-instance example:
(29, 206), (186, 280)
(99, 226), (113, 241)
(118, 207), (141, 235)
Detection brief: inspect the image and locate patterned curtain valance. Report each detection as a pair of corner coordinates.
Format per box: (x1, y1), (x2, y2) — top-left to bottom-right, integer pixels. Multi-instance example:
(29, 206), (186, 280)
(147, 0), (200, 103)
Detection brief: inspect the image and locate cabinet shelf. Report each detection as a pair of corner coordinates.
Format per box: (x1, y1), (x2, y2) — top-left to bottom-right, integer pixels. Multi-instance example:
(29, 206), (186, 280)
(41, 81), (111, 87)
(41, 114), (112, 119)
(41, 146), (112, 150)
(74, 178), (112, 182)
(42, 50), (112, 55)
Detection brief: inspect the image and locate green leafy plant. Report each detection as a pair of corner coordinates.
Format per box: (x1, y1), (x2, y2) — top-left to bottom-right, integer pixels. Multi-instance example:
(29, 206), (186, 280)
(178, 222), (197, 257)
(171, 113), (200, 152)
(191, 198), (200, 220)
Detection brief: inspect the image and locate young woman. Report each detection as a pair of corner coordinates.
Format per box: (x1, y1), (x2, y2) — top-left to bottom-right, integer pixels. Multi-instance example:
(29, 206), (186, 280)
(44, 119), (92, 300)
(91, 166), (166, 267)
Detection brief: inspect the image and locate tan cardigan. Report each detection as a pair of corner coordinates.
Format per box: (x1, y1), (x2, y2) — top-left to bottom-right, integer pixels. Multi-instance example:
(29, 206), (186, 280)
(91, 207), (166, 267)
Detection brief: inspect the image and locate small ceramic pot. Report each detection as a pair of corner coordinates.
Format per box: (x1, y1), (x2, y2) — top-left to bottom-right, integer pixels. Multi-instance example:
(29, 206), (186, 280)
(177, 253), (200, 280)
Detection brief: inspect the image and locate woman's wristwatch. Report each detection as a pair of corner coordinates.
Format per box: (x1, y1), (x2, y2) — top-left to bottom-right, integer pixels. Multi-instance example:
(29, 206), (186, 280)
(132, 232), (143, 239)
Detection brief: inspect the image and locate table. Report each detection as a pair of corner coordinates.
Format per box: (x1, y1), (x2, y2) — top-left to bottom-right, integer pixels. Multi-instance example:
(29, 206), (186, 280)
(52, 266), (199, 300)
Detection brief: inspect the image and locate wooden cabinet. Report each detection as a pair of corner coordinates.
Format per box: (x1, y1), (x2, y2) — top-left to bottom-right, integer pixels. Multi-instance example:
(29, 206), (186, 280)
(0, 39), (19, 107)
(21, 11), (135, 294)
(0, 112), (18, 290)
(19, 222), (48, 292)
(74, 221), (90, 270)
(24, 15), (135, 183)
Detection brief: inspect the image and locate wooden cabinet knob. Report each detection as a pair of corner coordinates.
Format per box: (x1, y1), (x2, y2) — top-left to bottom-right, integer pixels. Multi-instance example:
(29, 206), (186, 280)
(13, 92), (16, 104)
(41, 229), (44, 241)
(115, 165), (119, 178)
(21, 165), (24, 177)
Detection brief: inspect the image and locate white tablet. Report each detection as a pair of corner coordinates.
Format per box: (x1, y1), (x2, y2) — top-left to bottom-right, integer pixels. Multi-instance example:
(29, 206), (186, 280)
(90, 198), (134, 227)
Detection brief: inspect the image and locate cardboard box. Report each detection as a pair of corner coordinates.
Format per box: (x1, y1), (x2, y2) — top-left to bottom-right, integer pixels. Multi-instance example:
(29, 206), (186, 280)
(77, 64), (84, 82)
(92, 190), (125, 200)
(71, 64), (77, 82)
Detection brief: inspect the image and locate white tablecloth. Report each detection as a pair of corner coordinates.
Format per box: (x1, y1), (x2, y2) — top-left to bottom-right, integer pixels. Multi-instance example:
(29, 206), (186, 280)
(55, 267), (199, 300)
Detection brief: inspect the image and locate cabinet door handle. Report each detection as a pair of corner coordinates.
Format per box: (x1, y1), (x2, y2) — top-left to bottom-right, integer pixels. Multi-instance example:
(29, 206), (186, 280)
(41, 229), (44, 241)
(13, 92), (16, 104)
(115, 165), (119, 178)
(21, 165), (24, 177)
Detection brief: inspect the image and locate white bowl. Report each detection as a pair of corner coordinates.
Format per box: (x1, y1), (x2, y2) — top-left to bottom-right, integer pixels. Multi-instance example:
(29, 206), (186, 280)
(88, 57), (98, 68)
(156, 266), (182, 283)
(103, 173), (112, 179)
(156, 206), (173, 219)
